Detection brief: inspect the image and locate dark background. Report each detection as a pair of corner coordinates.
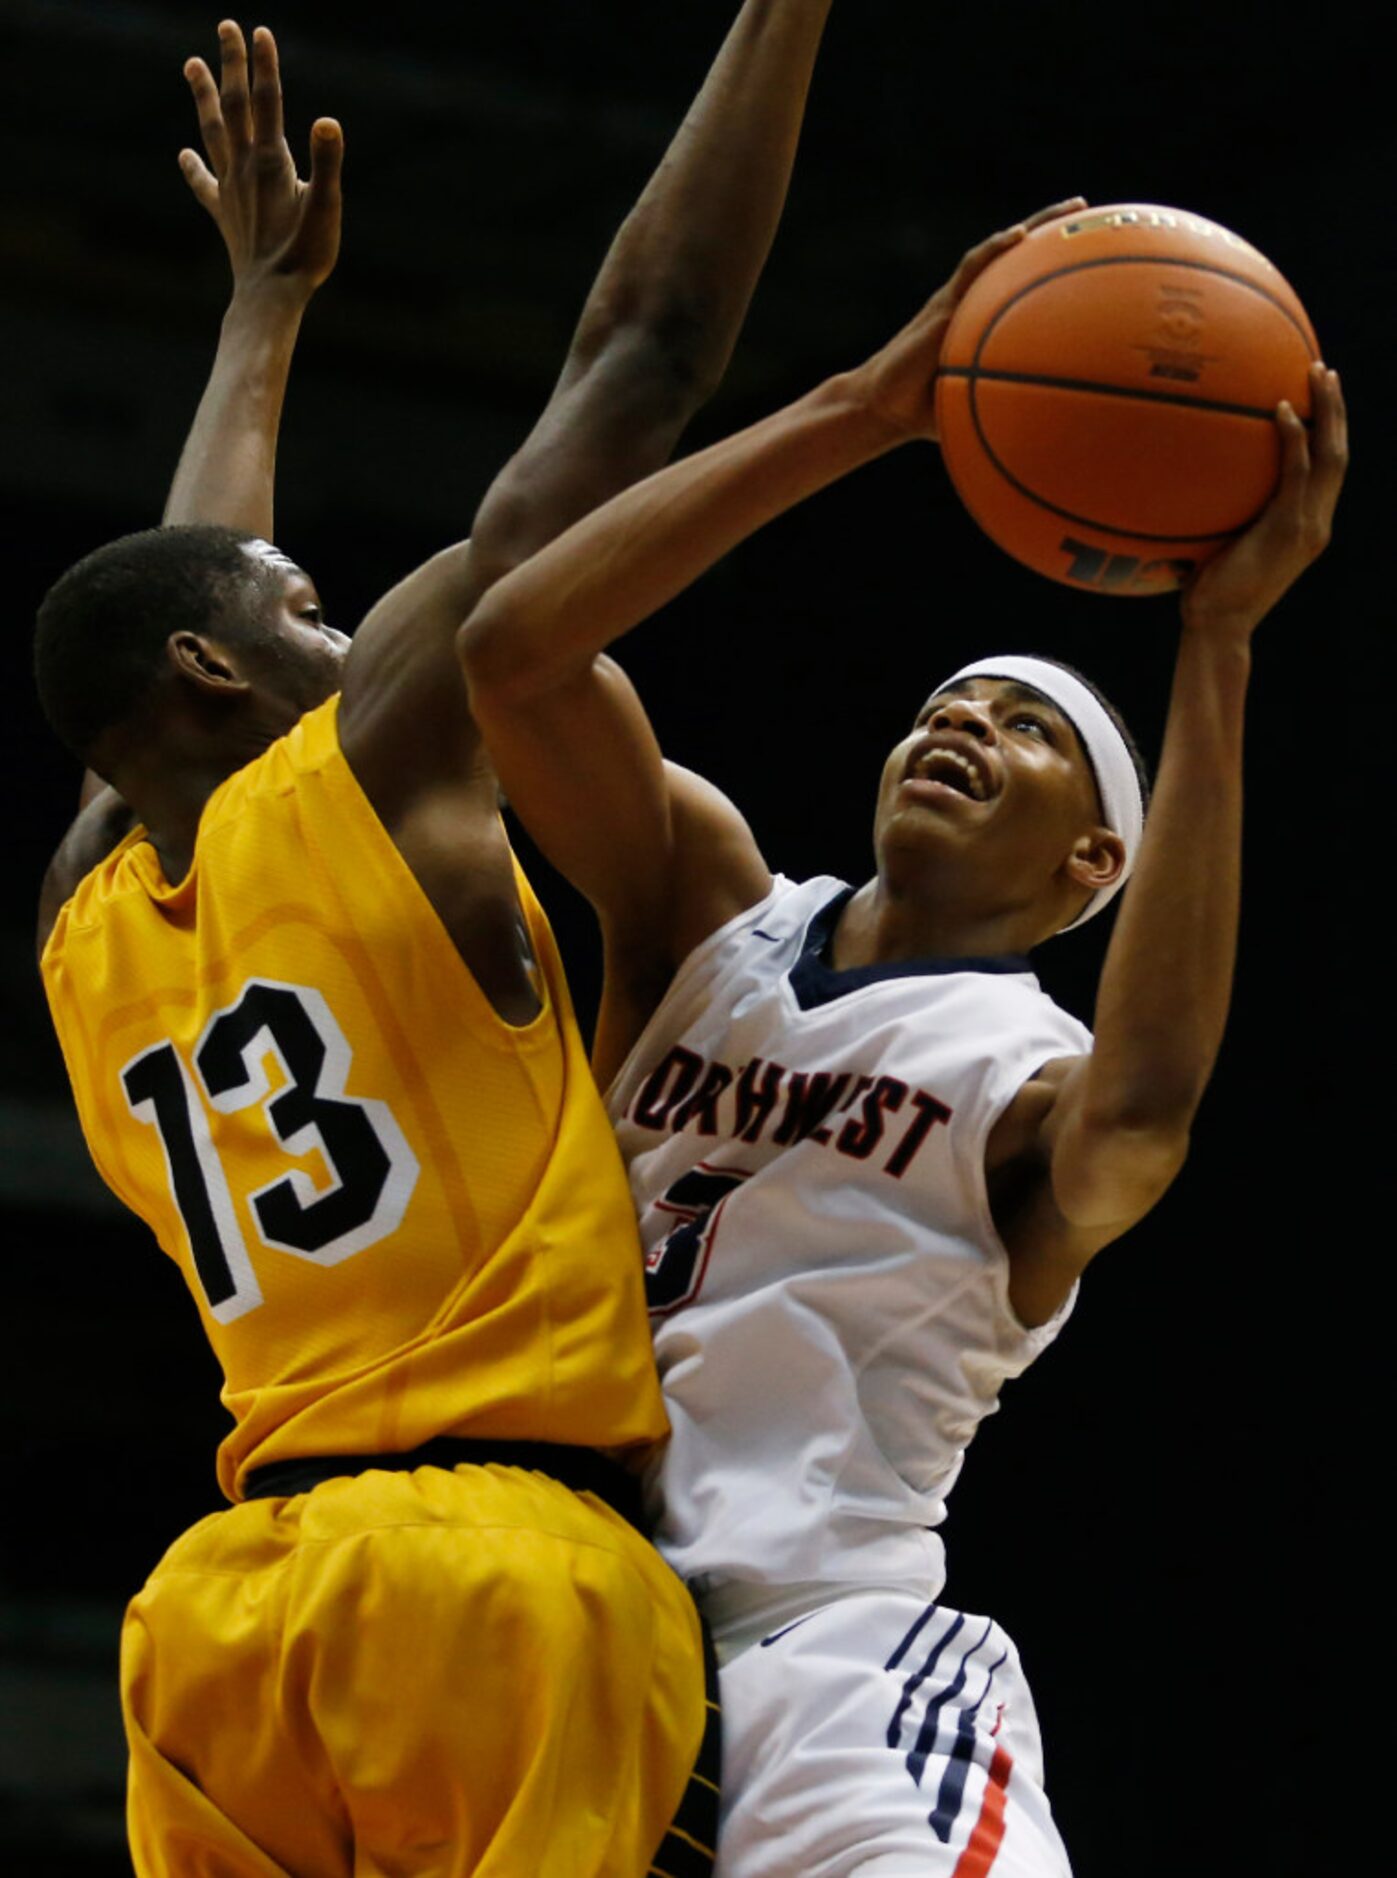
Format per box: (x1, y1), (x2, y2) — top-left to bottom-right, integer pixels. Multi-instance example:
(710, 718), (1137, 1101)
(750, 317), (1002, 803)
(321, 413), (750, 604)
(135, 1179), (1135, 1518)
(1, 1), (1383, 1871)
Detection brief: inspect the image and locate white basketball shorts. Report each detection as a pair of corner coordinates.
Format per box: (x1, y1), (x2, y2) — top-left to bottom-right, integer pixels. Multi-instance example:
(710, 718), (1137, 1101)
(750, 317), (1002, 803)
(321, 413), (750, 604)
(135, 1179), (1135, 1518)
(712, 1590), (1073, 1877)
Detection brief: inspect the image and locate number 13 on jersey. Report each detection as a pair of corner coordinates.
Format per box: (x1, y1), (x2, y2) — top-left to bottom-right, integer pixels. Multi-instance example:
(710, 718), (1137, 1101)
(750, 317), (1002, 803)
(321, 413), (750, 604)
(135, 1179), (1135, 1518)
(120, 978), (420, 1323)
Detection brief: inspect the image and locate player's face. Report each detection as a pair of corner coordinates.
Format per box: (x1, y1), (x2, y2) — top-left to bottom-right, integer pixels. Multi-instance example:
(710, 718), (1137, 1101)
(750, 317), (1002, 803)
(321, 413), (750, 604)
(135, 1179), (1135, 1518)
(873, 677), (1104, 893)
(239, 540), (349, 717)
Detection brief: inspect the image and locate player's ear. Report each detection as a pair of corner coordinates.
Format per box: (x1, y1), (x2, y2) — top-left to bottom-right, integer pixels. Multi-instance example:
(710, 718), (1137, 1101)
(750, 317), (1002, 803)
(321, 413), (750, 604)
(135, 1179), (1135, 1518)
(1064, 827), (1125, 896)
(166, 631), (251, 696)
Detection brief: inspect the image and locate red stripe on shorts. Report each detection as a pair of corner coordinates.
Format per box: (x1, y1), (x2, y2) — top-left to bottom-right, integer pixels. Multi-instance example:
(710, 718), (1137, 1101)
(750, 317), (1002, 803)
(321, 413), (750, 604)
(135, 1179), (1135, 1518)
(949, 1743), (1013, 1878)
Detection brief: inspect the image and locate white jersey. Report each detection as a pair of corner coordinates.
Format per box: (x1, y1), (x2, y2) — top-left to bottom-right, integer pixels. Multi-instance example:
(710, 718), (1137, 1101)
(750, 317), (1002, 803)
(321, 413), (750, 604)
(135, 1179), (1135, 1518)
(608, 874), (1093, 1608)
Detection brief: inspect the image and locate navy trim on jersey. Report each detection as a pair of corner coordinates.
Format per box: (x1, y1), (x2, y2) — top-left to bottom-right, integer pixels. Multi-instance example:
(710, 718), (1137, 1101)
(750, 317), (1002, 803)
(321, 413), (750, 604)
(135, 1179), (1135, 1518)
(906, 1617), (994, 1790)
(885, 1601), (940, 1672)
(788, 887), (1033, 1011)
(886, 1611), (965, 1750)
(924, 1639), (1008, 1839)
(884, 1613), (1010, 1847)
(759, 1612), (819, 1648)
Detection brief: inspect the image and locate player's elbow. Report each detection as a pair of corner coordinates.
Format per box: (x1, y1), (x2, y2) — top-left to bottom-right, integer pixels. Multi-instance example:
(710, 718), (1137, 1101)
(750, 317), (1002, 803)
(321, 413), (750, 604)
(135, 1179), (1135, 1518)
(458, 590), (589, 716)
(1054, 1115), (1192, 1229)
(573, 302), (727, 417)
(636, 301), (731, 407)
(457, 593), (533, 707)
(1077, 1053), (1217, 1145)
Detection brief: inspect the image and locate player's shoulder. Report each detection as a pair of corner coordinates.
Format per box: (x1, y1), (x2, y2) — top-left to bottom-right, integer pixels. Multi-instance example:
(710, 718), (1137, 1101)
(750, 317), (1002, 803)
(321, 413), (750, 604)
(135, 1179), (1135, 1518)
(666, 762), (764, 869)
(970, 963), (1093, 1048)
(35, 711), (334, 961)
(659, 760), (774, 965)
(630, 866), (845, 1034)
(37, 789), (141, 960)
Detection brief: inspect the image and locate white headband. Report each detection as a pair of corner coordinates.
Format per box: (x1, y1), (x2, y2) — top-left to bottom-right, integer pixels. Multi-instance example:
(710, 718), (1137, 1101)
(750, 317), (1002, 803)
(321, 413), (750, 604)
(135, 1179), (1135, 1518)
(934, 654), (1144, 931)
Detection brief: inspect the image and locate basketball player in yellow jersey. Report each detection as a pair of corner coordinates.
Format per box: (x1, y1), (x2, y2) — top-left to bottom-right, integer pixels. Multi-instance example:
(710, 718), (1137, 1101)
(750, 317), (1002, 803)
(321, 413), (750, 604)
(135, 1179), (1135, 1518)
(33, 11), (836, 1873)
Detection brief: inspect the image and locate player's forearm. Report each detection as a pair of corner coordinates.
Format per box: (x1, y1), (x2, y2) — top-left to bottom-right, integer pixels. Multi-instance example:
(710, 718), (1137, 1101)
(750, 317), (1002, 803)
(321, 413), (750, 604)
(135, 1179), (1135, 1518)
(461, 376), (899, 696)
(469, 0), (832, 584)
(1082, 627), (1251, 1135)
(162, 287), (306, 536)
(581, 0), (833, 391)
(95, 275), (316, 801)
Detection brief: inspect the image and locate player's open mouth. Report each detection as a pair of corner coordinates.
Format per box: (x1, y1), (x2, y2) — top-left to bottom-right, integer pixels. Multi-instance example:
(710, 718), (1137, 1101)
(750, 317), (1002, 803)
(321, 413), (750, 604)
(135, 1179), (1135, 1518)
(904, 744), (992, 802)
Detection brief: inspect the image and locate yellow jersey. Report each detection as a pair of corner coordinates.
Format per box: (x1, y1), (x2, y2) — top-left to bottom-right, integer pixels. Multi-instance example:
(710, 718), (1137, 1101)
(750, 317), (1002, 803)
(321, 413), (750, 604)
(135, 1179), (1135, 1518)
(41, 697), (668, 1500)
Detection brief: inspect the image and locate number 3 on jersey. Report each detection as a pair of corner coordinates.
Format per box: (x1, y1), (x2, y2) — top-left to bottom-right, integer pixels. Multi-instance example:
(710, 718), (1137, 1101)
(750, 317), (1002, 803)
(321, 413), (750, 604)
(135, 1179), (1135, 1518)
(646, 1164), (749, 1316)
(121, 979), (419, 1324)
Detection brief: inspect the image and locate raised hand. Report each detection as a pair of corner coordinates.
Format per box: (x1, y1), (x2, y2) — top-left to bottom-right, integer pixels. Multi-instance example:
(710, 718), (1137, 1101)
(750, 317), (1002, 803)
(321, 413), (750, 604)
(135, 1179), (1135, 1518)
(180, 20), (343, 303)
(1181, 362), (1348, 638)
(849, 199), (1087, 443)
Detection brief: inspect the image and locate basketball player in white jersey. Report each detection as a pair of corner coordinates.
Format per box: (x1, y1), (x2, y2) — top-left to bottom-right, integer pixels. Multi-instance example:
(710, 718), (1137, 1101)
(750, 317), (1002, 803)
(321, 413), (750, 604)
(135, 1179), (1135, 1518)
(458, 217), (1347, 1874)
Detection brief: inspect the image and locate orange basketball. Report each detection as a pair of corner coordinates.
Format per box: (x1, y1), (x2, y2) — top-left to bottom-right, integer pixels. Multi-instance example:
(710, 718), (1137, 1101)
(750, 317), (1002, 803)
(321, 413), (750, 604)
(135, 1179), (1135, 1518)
(933, 204), (1319, 594)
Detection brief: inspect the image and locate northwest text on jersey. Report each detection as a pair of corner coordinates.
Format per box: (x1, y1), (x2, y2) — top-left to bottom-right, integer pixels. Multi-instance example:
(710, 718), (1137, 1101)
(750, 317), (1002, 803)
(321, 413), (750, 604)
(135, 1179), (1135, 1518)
(626, 1044), (953, 1181)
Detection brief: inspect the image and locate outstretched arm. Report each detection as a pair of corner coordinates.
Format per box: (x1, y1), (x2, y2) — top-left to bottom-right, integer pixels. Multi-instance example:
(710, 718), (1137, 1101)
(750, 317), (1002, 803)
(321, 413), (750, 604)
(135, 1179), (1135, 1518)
(459, 213), (1075, 1075)
(338, 0), (836, 812)
(1002, 366), (1348, 1325)
(468, 0), (837, 581)
(164, 21), (342, 534)
(60, 23), (341, 870)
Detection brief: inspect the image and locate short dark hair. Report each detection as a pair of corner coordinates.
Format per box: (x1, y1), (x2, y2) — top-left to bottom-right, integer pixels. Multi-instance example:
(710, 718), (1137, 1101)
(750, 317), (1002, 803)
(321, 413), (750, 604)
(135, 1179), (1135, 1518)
(33, 524), (275, 763)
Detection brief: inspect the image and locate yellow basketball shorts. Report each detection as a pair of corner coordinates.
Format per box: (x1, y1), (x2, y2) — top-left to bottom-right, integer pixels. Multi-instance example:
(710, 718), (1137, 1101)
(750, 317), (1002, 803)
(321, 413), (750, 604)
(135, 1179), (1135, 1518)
(120, 1461), (717, 1876)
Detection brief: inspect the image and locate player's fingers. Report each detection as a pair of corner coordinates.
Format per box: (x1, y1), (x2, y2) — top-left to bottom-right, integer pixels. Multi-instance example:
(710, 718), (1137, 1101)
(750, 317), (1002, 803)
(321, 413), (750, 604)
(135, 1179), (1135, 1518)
(1310, 364), (1348, 479)
(307, 118), (344, 192)
(250, 25), (285, 151)
(217, 19), (253, 150)
(184, 57), (229, 174)
(949, 223), (1026, 297)
(177, 148), (221, 216)
(1263, 400), (1321, 557)
(1020, 196), (1087, 233)
(305, 118), (344, 229)
(1275, 399), (1311, 493)
(1305, 366), (1347, 541)
(944, 201), (1086, 307)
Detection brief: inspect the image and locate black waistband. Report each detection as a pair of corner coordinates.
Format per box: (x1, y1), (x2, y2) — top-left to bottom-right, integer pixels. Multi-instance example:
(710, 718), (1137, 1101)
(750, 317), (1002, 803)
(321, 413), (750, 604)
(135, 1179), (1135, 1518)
(241, 1436), (645, 1530)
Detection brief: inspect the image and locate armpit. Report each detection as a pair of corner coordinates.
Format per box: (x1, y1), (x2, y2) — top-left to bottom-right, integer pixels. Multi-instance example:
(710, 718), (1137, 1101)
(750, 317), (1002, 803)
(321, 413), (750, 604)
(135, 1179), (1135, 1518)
(984, 1055), (1084, 1173)
(37, 790), (139, 955)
